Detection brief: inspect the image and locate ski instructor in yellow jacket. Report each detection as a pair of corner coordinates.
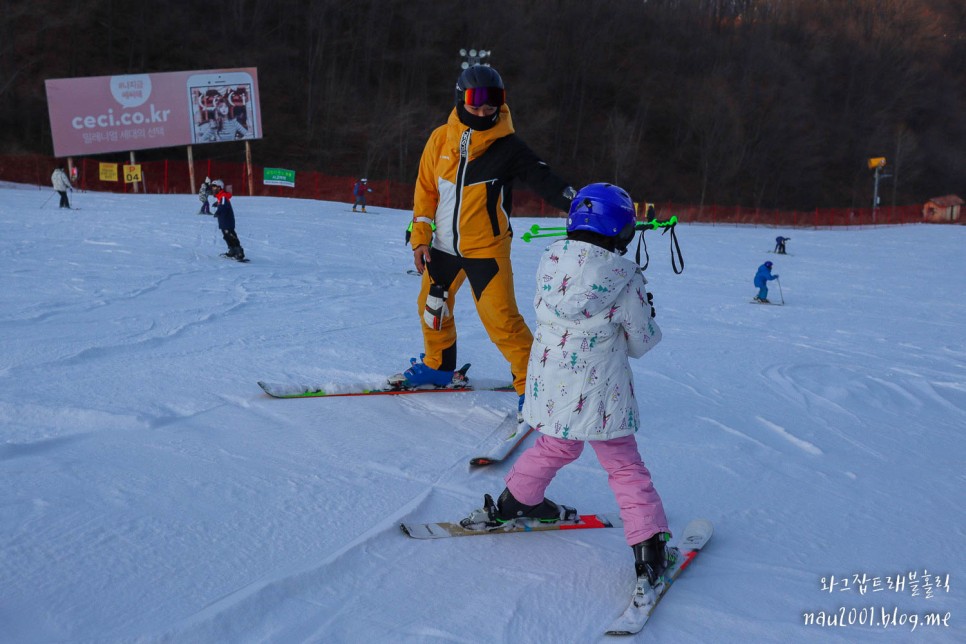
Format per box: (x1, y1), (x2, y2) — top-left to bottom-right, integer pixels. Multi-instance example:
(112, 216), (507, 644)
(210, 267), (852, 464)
(390, 65), (575, 416)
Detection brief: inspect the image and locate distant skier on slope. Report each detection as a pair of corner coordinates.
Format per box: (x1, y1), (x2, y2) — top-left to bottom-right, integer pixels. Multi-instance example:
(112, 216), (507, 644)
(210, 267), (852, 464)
(51, 166), (73, 209)
(211, 180), (245, 261)
(774, 236), (790, 254)
(198, 177), (213, 215)
(754, 261), (778, 302)
(465, 182), (673, 588)
(352, 178), (372, 212)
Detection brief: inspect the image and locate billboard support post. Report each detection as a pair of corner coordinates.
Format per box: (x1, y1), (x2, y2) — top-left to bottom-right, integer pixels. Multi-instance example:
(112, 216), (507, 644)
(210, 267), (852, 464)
(129, 151), (142, 194)
(187, 145), (196, 195)
(245, 141), (254, 196)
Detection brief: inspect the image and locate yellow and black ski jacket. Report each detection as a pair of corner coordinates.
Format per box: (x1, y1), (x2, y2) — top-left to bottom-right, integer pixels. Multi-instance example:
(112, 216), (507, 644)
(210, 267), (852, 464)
(410, 105), (571, 258)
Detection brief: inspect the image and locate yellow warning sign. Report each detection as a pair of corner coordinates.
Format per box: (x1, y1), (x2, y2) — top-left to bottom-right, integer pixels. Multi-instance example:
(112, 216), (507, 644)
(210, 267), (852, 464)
(99, 163), (118, 182)
(123, 164), (142, 183)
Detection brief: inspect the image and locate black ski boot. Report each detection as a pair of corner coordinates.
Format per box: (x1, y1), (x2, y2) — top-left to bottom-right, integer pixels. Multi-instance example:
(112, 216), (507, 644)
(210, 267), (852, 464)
(632, 532), (672, 586)
(493, 487), (575, 523)
(459, 490), (577, 531)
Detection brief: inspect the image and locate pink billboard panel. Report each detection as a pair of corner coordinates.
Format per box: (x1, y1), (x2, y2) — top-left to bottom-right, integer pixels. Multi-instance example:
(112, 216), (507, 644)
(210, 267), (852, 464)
(45, 68), (262, 157)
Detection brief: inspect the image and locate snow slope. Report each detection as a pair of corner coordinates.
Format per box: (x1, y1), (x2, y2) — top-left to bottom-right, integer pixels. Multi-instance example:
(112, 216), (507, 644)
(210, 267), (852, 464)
(1, 184), (963, 642)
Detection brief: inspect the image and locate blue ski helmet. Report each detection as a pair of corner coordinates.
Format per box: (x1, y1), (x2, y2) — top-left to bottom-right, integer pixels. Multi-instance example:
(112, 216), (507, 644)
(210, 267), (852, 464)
(764, 261), (773, 268)
(567, 183), (637, 244)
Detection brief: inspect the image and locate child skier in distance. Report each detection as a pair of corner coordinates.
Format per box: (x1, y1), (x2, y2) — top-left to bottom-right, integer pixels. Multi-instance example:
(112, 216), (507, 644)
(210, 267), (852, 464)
(198, 177), (213, 215)
(774, 236), (790, 254)
(465, 182), (672, 586)
(352, 178), (372, 212)
(754, 261), (778, 302)
(210, 179), (245, 261)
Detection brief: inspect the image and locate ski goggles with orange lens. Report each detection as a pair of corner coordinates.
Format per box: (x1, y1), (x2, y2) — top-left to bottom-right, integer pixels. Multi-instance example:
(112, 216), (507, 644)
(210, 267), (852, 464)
(460, 86), (506, 108)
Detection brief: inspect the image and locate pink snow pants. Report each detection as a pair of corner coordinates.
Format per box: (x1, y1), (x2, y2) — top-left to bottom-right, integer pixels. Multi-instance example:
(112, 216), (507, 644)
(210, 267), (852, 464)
(505, 433), (669, 546)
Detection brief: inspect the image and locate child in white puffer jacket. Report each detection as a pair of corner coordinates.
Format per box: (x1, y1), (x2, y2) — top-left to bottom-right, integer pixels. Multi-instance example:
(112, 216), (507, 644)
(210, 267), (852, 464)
(473, 183), (672, 586)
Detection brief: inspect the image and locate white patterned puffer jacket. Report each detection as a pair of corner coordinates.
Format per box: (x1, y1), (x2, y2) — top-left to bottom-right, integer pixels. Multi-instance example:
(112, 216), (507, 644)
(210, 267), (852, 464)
(522, 239), (661, 441)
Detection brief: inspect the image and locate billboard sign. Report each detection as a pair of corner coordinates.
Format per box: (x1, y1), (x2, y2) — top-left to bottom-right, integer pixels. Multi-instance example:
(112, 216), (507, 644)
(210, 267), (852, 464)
(45, 68), (261, 157)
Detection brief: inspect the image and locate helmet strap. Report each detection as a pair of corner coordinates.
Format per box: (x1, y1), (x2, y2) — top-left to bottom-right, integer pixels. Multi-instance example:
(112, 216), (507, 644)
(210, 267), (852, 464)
(615, 222), (636, 256)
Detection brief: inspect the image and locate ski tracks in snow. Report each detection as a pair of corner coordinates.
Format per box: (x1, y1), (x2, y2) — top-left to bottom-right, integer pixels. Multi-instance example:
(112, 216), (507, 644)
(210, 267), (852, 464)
(755, 416), (822, 455)
(698, 414), (822, 459)
(150, 398), (518, 642)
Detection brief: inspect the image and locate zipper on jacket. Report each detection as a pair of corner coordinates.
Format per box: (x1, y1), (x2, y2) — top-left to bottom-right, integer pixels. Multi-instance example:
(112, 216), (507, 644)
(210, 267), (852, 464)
(452, 130), (471, 257)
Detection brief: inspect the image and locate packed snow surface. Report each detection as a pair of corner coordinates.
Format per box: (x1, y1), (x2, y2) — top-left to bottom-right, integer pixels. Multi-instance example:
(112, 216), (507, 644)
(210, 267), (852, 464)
(1, 184), (963, 642)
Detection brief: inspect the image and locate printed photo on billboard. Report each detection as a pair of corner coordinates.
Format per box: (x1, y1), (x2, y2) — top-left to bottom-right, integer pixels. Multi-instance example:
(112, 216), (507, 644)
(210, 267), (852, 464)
(45, 68), (261, 158)
(187, 71), (258, 144)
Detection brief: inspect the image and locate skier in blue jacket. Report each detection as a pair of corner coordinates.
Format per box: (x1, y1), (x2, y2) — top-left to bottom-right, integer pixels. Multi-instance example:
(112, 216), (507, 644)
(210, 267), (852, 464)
(754, 261), (778, 302)
(211, 179), (245, 261)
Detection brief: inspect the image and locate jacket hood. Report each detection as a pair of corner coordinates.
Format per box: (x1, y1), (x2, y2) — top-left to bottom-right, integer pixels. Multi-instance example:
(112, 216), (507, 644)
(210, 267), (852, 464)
(539, 239), (638, 320)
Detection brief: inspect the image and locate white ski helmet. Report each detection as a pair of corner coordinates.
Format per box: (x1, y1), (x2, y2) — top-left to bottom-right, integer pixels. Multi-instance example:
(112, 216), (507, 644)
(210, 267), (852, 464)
(211, 179), (225, 190)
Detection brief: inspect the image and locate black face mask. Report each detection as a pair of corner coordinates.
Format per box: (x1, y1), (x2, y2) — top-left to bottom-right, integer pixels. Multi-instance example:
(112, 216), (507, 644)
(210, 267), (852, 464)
(456, 103), (499, 131)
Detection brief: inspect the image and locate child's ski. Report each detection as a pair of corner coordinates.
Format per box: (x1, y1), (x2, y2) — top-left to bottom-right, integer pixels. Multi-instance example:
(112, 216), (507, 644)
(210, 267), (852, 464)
(604, 518), (713, 636)
(401, 512), (622, 539)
